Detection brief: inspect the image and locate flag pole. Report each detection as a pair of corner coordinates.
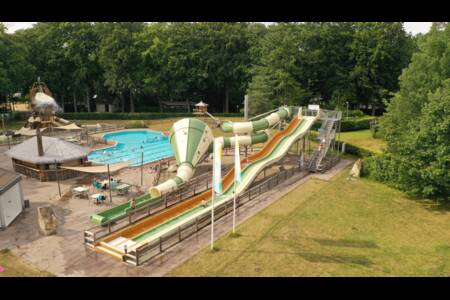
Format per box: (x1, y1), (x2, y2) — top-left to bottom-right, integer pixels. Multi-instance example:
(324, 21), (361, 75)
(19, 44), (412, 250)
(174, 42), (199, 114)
(233, 134), (240, 235)
(233, 182), (236, 234)
(210, 140), (216, 251)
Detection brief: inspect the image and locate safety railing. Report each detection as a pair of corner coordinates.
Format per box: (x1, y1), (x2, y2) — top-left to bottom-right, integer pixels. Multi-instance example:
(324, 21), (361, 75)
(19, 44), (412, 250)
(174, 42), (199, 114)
(84, 165), (232, 246)
(129, 164), (308, 266)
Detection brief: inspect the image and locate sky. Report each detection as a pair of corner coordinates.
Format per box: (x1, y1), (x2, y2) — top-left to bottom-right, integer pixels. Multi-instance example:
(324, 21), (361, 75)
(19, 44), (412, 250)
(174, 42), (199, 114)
(1, 22), (433, 35)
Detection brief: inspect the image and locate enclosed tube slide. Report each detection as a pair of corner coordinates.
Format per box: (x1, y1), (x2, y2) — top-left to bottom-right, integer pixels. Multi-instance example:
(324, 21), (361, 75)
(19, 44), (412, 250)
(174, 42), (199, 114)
(91, 106), (294, 225)
(149, 106), (292, 198)
(220, 106), (291, 134)
(149, 118), (214, 198)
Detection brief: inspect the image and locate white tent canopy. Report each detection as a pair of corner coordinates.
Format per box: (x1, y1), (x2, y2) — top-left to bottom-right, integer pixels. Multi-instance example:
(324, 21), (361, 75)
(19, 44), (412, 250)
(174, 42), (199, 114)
(60, 162), (130, 174)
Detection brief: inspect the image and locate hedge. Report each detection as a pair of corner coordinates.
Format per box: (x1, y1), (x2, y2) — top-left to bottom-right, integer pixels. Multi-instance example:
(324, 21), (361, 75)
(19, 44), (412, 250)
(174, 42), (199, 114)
(55, 112), (243, 120)
(308, 131), (375, 158)
(9, 111), (375, 133)
(341, 109), (365, 118)
(311, 116), (376, 132)
(336, 140), (375, 157)
(340, 116), (377, 132)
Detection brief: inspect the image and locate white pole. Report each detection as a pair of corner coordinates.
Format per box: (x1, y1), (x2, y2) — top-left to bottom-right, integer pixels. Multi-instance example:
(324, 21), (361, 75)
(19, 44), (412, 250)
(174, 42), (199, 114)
(233, 184), (236, 234)
(210, 144), (215, 250)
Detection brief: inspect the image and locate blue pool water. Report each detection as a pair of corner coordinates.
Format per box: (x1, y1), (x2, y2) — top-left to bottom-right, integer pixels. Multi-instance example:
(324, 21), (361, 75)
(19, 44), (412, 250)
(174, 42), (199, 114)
(88, 130), (174, 167)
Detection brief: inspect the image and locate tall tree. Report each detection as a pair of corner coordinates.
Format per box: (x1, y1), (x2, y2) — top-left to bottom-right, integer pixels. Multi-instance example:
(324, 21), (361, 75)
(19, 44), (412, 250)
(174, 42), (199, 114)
(0, 24), (35, 103)
(97, 22), (145, 112)
(368, 23), (450, 200)
(350, 22), (414, 114)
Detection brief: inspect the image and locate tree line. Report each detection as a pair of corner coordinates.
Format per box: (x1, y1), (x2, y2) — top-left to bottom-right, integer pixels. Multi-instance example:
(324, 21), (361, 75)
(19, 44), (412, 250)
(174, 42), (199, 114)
(0, 22), (415, 114)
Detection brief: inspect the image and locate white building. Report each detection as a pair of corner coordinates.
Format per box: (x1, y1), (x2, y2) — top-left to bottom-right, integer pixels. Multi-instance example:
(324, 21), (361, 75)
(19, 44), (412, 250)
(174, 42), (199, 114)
(0, 168), (25, 230)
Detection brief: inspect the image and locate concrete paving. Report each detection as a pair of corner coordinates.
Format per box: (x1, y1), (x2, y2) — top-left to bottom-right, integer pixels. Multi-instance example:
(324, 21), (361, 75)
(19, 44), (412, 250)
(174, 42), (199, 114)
(0, 140), (353, 276)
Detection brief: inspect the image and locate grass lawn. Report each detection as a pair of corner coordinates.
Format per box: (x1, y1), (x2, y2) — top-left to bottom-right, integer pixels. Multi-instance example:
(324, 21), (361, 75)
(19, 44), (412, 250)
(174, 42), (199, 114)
(168, 166), (450, 276)
(0, 249), (53, 277)
(338, 130), (386, 154)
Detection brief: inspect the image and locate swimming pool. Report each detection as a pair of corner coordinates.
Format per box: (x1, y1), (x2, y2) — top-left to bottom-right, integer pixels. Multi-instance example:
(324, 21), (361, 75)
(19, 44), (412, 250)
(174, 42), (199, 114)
(88, 130), (174, 167)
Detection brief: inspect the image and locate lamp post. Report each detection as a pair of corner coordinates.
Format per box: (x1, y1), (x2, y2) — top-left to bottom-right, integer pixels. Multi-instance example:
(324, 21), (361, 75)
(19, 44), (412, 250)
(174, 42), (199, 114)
(346, 101), (349, 120)
(140, 145), (144, 186)
(54, 160), (61, 198)
(107, 163), (112, 205)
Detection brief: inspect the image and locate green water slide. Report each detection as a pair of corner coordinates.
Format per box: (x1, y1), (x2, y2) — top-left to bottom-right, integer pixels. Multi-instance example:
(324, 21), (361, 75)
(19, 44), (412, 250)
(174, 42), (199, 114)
(90, 193), (156, 226)
(122, 114), (318, 245)
(90, 107), (294, 226)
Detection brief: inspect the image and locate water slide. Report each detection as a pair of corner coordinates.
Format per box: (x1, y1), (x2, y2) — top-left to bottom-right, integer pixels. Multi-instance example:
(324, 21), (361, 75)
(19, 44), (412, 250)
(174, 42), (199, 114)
(93, 110), (318, 259)
(90, 107), (292, 226)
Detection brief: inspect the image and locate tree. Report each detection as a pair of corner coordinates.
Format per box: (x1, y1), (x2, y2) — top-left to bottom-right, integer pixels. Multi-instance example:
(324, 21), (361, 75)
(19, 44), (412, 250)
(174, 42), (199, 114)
(97, 22), (145, 112)
(368, 23), (450, 201)
(349, 22), (414, 114)
(0, 24), (35, 104)
(247, 23), (310, 115)
(58, 22), (102, 112)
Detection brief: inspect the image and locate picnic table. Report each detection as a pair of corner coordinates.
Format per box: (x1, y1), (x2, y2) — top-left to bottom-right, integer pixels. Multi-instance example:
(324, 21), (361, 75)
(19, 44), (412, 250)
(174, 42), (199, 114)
(73, 186), (89, 198)
(91, 193), (106, 205)
(116, 183), (131, 195)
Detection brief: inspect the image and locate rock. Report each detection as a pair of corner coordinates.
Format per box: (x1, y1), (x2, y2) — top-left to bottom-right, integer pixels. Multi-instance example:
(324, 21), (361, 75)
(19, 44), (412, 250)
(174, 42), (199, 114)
(37, 205), (57, 236)
(167, 164), (178, 173)
(349, 159), (363, 178)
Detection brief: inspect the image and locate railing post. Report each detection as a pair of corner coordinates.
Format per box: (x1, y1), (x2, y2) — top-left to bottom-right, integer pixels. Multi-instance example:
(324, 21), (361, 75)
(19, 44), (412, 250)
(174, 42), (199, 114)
(178, 226), (182, 241)
(136, 251), (140, 266)
(159, 237), (163, 252)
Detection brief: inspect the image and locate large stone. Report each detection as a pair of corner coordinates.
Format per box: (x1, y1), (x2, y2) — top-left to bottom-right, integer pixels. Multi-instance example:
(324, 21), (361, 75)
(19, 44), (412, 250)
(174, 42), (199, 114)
(37, 205), (57, 236)
(349, 159), (363, 178)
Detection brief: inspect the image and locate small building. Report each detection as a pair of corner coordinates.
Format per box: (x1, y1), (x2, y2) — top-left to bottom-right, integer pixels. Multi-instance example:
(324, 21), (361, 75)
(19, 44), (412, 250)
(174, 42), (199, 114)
(95, 99), (120, 113)
(193, 101), (208, 115)
(159, 101), (196, 113)
(6, 136), (91, 182)
(0, 168), (25, 230)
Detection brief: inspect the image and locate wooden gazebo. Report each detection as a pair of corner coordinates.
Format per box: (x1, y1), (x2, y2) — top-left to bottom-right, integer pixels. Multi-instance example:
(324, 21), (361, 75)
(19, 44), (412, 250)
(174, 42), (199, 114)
(193, 101), (208, 115)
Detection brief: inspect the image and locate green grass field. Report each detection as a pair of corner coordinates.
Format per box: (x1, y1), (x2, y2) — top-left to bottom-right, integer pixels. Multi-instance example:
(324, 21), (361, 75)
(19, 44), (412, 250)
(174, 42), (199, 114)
(168, 166), (450, 276)
(338, 130), (386, 154)
(0, 249), (53, 277)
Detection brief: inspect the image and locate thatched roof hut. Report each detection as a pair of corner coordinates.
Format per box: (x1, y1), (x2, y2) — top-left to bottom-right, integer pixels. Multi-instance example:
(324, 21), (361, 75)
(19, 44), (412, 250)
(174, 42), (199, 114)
(6, 136), (91, 181)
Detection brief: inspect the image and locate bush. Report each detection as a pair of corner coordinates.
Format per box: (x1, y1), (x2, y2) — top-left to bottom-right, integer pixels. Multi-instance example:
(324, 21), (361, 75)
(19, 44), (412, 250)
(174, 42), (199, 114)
(335, 140), (375, 157)
(340, 116), (377, 132)
(9, 111), (28, 121)
(342, 109), (365, 118)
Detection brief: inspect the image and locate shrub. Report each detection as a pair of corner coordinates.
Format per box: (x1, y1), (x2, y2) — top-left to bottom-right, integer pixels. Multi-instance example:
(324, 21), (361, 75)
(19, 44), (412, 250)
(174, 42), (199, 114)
(340, 116), (377, 132)
(335, 140), (375, 157)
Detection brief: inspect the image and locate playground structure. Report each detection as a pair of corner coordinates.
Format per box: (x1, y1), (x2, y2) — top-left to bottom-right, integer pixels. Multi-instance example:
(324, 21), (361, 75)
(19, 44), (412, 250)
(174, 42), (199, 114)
(85, 106), (342, 265)
(20, 79), (80, 132)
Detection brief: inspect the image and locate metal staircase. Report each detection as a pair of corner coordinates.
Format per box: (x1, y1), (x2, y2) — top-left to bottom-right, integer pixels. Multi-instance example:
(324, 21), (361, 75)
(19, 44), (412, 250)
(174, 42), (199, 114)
(308, 110), (341, 172)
